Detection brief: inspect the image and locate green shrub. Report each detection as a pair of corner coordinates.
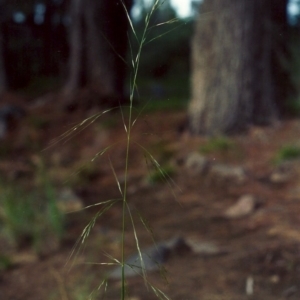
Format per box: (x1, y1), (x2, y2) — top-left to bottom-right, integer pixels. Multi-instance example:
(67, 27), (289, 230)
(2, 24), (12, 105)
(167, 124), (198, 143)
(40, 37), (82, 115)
(274, 145), (300, 164)
(0, 254), (12, 271)
(0, 181), (64, 251)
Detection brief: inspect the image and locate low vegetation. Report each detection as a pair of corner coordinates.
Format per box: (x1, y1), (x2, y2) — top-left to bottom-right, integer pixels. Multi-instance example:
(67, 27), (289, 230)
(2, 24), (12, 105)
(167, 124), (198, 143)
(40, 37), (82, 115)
(147, 164), (175, 184)
(200, 136), (235, 154)
(274, 144), (300, 164)
(0, 179), (64, 253)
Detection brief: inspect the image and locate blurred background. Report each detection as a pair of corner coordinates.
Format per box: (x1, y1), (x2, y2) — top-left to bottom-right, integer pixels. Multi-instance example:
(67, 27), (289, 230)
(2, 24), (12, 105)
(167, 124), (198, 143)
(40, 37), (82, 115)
(0, 0), (201, 102)
(0, 0), (299, 113)
(2, 1), (300, 299)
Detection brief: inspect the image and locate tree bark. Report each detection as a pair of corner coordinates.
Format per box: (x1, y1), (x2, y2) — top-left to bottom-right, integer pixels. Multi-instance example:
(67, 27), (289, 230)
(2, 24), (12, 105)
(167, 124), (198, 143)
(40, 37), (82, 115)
(63, 0), (132, 105)
(63, 0), (84, 95)
(189, 0), (288, 135)
(0, 20), (6, 94)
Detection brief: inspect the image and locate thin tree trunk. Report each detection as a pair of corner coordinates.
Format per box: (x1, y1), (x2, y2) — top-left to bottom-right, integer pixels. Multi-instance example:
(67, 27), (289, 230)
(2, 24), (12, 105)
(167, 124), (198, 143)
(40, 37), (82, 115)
(189, 0), (287, 135)
(84, 0), (116, 97)
(63, 0), (132, 104)
(62, 0), (84, 96)
(0, 21), (6, 94)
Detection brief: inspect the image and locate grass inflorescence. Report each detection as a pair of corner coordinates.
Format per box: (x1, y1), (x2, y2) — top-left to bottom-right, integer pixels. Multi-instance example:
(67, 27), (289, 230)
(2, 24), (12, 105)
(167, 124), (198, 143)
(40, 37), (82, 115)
(50, 1), (180, 299)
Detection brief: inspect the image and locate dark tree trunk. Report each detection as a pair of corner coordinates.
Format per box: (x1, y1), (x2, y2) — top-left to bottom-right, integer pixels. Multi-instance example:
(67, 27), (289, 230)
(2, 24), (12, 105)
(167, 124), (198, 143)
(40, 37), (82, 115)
(63, 0), (133, 105)
(270, 0), (290, 114)
(0, 0), (6, 94)
(63, 0), (83, 95)
(0, 21), (6, 94)
(189, 0), (288, 135)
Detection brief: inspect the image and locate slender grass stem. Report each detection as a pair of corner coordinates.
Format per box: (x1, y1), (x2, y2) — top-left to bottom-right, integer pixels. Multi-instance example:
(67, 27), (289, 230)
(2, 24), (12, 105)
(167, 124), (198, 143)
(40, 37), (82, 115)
(121, 118), (132, 299)
(120, 1), (176, 298)
(120, 11), (149, 300)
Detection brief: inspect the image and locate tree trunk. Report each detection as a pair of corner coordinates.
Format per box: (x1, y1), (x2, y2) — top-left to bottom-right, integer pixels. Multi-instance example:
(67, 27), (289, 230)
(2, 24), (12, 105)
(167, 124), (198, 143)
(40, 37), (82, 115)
(63, 0), (132, 105)
(0, 21), (6, 94)
(189, 0), (288, 135)
(63, 0), (84, 95)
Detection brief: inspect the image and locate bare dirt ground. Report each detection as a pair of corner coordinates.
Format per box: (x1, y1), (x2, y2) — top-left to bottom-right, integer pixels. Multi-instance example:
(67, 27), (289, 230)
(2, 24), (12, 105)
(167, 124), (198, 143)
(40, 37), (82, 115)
(1, 92), (300, 300)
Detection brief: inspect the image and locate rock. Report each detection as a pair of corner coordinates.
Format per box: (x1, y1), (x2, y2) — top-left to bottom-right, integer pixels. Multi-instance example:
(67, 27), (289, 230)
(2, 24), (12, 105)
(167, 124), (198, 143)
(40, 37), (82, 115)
(108, 237), (188, 279)
(270, 161), (295, 184)
(270, 172), (290, 184)
(208, 164), (247, 185)
(56, 188), (84, 213)
(108, 236), (228, 279)
(245, 276), (254, 296)
(185, 239), (228, 256)
(185, 152), (209, 175)
(267, 225), (300, 242)
(11, 252), (39, 265)
(224, 194), (258, 219)
(269, 275), (280, 284)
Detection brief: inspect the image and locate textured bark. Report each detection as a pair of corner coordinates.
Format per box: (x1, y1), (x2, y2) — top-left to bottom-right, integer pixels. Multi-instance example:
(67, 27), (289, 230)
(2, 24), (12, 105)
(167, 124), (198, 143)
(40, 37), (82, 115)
(63, 0), (132, 104)
(0, 21), (6, 94)
(0, 0), (6, 94)
(63, 0), (83, 95)
(189, 0), (288, 135)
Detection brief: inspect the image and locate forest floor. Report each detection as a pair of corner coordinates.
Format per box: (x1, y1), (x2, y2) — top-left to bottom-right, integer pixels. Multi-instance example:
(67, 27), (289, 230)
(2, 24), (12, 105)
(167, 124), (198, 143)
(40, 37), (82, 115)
(1, 91), (300, 300)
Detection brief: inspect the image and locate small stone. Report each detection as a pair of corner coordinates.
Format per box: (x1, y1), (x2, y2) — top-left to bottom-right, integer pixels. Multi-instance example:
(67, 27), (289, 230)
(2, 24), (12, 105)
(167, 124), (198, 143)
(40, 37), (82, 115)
(108, 244), (170, 279)
(224, 195), (257, 219)
(108, 237), (188, 279)
(270, 172), (290, 183)
(269, 275), (280, 284)
(11, 252), (39, 265)
(56, 188), (84, 213)
(185, 152), (209, 175)
(208, 164), (247, 185)
(246, 276), (254, 296)
(185, 239), (227, 256)
(270, 161), (295, 184)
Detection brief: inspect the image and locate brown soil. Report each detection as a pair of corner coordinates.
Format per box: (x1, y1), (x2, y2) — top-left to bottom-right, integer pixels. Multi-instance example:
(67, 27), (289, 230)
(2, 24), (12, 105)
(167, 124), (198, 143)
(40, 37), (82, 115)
(1, 93), (300, 300)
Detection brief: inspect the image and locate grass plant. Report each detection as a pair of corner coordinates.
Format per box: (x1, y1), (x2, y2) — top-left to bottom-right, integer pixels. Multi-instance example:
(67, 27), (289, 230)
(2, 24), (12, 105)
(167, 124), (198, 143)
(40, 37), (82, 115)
(0, 254), (12, 271)
(0, 179), (64, 252)
(49, 271), (94, 300)
(48, 1), (180, 299)
(0, 156), (63, 252)
(274, 144), (300, 164)
(147, 164), (175, 184)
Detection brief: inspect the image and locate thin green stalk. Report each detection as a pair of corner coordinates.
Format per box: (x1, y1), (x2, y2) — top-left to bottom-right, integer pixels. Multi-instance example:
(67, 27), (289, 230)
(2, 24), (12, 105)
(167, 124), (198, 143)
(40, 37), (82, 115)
(120, 1), (176, 298)
(121, 112), (132, 299)
(121, 29), (140, 300)
(120, 4), (154, 298)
